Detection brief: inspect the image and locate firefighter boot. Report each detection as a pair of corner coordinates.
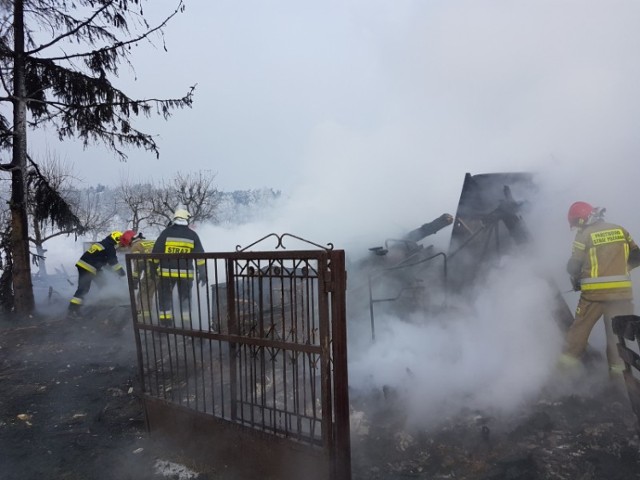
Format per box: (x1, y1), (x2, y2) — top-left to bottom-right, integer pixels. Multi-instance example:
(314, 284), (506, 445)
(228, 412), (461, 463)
(606, 364), (629, 398)
(549, 353), (586, 393)
(158, 311), (174, 327)
(556, 353), (581, 371)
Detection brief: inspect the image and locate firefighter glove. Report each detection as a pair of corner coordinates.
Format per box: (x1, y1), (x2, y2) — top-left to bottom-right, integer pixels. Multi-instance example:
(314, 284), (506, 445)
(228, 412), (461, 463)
(118, 269), (126, 278)
(571, 277), (581, 291)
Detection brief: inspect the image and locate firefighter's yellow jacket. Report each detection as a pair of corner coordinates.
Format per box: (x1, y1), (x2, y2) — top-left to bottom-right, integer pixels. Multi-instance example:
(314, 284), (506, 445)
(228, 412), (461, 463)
(129, 238), (156, 280)
(567, 221), (640, 301)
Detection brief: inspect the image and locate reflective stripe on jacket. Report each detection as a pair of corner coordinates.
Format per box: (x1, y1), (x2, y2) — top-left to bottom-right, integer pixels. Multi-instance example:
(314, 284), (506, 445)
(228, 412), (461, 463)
(130, 239), (156, 279)
(567, 221), (638, 300)
(76, 235), (122, 274)
(158, 267), (195, 279)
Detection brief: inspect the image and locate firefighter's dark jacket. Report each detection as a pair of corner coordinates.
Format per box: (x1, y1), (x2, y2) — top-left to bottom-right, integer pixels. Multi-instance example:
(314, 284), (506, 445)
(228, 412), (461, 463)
(152, 223), (205, 278)
(76, 235), (124, 276)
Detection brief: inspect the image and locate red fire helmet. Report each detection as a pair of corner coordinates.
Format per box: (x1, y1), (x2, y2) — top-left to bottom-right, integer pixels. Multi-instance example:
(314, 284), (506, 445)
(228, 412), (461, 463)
(567, 201), (594, 228)
(120, 230), (137, 247)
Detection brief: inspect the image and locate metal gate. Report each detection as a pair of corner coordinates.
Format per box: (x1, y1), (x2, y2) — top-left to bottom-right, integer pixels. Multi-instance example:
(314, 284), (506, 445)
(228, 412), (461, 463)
(613, 314), (640, 433)
(125, 235), (350, 479)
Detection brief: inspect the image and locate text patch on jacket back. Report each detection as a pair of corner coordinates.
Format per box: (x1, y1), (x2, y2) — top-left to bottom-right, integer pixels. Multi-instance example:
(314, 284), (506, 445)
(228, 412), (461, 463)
(164, 237), (194, 253)
(591, 229), (625, 246)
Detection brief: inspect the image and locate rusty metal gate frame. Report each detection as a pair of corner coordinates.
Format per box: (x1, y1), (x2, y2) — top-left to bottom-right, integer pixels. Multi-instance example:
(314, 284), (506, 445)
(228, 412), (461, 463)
(125, 240), (350, 479)
(613, 314), (640, 433)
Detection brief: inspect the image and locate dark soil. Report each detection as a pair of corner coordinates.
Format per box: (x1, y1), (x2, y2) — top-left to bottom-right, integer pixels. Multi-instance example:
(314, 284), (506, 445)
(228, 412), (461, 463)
(2, 305), (640, 480)
(0, 306), (164, 480)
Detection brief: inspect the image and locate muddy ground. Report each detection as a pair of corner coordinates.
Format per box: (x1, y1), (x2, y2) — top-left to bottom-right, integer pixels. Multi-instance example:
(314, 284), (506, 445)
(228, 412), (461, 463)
(1, 305), (640, 480)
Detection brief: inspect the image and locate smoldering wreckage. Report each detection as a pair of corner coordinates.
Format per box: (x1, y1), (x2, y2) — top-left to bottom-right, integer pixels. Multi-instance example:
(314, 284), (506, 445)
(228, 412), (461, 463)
(2, 173), (640, 480)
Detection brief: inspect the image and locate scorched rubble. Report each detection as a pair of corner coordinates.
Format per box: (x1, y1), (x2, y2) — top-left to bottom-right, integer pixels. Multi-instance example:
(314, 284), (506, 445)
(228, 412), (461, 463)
(351, 388), (640, 479)
(2, 307), (640, 480)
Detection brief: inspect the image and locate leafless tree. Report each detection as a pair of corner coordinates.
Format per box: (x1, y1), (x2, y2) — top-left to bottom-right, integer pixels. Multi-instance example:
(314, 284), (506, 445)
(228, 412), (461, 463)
(117, 175), (154, 233)
(146, 170), (220, 229)
(72, 189), (117, 242)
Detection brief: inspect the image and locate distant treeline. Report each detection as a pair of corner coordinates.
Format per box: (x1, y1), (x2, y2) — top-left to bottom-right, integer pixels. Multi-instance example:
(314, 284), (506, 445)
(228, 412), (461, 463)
(81, 184), (282, 228)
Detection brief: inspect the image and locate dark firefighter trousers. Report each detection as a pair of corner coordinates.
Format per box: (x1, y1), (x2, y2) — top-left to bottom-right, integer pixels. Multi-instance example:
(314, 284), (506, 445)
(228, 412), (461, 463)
(69, 268), (107, 310)
(157, 276), (194, 324)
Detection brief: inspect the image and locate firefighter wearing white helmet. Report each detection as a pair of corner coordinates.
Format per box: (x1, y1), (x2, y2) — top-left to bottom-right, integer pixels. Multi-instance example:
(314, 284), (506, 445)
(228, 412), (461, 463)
(560, 201), (640, 378)
(152, 207), (206, 325)
(173, 208), (190, 222)
(68, 230), (132, 318)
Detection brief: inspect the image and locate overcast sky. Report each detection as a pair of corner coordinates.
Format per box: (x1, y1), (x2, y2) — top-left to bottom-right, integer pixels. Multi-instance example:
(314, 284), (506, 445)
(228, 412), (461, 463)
(26, 0), (640, 259)
(32, 1), (640, 198)
(30, 0), (640, 265)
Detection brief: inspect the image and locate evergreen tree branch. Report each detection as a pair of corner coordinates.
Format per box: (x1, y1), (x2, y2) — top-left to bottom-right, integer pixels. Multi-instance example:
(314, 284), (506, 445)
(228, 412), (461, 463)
(26, 1), (114, 56)
(39, 1), (183, 66)
(26, 155), (85, 234)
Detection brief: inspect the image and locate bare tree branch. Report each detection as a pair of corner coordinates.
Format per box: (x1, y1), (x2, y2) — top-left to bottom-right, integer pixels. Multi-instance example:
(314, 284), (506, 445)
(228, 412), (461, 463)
(124, 170), (220, 230)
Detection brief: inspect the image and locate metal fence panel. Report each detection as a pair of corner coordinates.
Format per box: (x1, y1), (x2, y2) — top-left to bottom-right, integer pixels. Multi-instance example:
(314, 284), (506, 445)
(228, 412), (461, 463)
(613, 314), (640, 433)
(126, 248), (350, 479)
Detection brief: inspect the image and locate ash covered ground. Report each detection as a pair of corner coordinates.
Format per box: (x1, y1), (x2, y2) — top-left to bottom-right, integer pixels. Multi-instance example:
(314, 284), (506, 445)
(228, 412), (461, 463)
(350, 382), (640, 479)
(1, 298), (640, 480)
(0, 298), (220, 480)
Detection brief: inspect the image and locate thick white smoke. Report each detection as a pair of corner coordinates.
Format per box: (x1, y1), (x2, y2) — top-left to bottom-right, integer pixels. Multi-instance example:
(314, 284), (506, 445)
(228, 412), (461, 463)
(40, 168), (636, 429)
(348, 253), (565, 425)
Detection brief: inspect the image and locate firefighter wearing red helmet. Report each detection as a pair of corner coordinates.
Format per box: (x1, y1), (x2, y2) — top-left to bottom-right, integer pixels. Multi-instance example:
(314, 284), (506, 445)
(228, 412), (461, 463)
(560, 202), (640, 377)
(68, 230), (134, 318)
(567, 201), (596, 229)
(120, 230), (136, 248)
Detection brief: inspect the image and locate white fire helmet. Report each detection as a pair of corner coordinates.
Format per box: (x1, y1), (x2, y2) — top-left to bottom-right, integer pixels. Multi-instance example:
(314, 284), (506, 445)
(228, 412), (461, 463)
(173, 208), (191, 222)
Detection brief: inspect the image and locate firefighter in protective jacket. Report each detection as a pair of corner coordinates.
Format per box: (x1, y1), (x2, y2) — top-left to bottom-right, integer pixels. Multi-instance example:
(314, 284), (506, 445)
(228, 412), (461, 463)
(152, 208), (206, 325)
(129, 234), (156, 323)
(560, 202), (640, 375)
(68, 230), (133, 316)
